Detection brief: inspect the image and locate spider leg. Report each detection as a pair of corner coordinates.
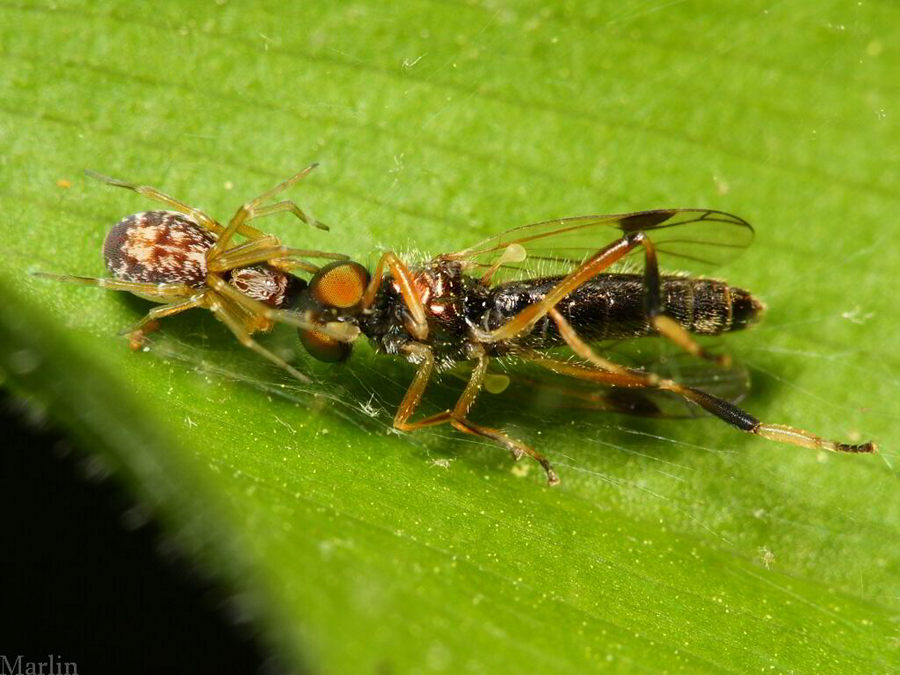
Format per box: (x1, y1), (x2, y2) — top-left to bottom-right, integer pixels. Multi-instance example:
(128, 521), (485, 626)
(121, 292), (208, 350)
(208, 241), (347, 274)
(394, 344), (559, 485)
(85, 171), (235, 237)
(33, 272), (205, 350)
(209, 164), (325, 258)
(210, 235), (345, 263)
(85, 170), (279, 241)
(32, 273), (195, 298)
(206, 274), (358, 341)
(205, 292), (312, 384)
(242, 200), (326, 230)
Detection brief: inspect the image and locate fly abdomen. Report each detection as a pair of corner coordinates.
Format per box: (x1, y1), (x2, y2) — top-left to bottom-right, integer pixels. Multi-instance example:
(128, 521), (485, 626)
(662, 277), (764, 335)
(482, 274), (764, 349)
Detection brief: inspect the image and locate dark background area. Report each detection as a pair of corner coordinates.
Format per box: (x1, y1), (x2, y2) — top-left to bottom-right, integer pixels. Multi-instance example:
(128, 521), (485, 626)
(0, 396), (283, 674)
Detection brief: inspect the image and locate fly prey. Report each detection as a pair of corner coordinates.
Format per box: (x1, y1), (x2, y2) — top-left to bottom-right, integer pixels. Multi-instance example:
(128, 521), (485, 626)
(293, 208), (876, 484)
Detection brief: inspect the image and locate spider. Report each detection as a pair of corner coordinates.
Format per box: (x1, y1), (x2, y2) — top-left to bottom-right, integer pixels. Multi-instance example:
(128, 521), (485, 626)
(36, 165), (353, 383)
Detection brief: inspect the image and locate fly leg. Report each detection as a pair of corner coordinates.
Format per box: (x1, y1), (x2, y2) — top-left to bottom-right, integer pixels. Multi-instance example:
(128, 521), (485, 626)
(548, 308), (632, 375)
(474, 231), (728, 365)
(521, 350), (876, 455)
(361, 252), (430, 341)
(634, 234), (730, 366)
(395, 344), (559, 484)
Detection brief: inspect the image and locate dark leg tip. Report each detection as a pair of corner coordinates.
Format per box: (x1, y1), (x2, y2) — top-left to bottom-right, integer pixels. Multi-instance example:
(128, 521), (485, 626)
(544, 464), (561, 486)
(712, 352), (732, 368)
(839, 441), (877, 454)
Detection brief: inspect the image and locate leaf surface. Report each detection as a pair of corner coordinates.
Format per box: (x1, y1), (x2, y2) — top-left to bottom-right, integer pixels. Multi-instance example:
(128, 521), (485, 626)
(1, 1), (897, 671)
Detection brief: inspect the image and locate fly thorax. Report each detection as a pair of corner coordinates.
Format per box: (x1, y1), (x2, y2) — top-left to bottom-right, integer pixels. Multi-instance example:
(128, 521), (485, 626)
(411, 262), (468, 327)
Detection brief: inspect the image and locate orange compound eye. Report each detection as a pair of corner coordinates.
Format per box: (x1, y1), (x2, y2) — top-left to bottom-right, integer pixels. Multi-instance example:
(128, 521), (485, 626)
(299, 326), (353, 362)
(309, 261), (369, 309)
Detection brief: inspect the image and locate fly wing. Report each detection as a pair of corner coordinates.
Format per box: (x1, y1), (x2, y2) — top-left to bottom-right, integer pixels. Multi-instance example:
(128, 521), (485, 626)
(440, 209), (753, 283)
(497, 351), (751, 419)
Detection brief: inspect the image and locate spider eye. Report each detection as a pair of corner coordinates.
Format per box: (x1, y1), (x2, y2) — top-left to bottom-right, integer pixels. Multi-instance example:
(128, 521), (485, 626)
(298, 326), (353, 362)
(309, 261), (369, 309)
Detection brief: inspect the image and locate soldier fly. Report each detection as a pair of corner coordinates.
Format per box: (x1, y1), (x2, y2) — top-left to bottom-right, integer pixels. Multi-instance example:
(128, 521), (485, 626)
(295, 207), (876, 484)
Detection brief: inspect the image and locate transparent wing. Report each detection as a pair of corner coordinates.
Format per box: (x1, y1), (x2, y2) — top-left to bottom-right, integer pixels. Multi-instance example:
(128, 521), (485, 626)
(497, 351), (751, 420)
(440, 209), (753, 283)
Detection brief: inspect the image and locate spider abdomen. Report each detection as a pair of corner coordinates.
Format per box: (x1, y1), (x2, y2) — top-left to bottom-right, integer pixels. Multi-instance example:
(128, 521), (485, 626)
(103, 210), (215, 287)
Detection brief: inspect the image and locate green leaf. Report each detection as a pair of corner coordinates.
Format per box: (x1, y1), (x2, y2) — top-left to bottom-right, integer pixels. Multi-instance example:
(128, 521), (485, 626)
(1, 1), (897, 671)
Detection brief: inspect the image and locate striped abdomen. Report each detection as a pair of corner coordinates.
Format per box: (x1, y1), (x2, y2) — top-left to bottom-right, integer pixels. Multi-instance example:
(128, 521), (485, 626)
(481, 274), (764, 349)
